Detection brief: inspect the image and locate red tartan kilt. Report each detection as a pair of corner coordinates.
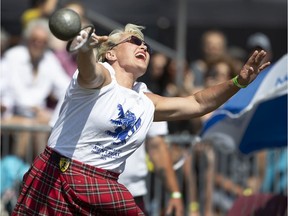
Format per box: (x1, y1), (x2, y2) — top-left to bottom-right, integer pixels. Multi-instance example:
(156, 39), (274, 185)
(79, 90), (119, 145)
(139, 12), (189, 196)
(12, 147), (144, 216)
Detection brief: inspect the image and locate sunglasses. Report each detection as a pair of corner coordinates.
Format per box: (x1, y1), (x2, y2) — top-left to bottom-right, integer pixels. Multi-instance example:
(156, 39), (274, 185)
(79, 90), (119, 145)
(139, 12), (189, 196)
(110, 35), (152, 55)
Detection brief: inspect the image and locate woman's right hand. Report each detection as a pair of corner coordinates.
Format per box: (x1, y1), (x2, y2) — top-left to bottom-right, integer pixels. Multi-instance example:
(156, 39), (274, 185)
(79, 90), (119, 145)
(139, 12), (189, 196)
(76, 28), (108, 52)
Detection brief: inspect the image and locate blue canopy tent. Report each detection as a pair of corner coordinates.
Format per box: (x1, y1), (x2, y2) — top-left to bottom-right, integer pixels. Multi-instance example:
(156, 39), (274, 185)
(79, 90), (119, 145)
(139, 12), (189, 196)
(201, 54), (287, 154)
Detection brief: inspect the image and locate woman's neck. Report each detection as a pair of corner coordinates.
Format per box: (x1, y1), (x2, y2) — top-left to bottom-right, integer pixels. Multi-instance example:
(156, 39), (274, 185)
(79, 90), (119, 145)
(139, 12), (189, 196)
(112, 64), (137, 89)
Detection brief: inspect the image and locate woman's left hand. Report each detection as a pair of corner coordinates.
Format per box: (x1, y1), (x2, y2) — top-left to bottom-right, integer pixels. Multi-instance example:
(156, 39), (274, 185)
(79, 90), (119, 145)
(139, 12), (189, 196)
(237, 50), (271, 86)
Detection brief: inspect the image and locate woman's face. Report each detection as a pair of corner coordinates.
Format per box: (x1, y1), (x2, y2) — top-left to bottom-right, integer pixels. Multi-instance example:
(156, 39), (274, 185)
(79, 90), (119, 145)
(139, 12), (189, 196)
(214, 62), (231, 82)
(111, 34), (150, 78)
(205, 62), (232, 87)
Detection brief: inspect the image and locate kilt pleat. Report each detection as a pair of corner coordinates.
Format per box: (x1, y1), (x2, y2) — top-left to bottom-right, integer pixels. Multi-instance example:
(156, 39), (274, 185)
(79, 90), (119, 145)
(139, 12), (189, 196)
(12, 147), (144, 215)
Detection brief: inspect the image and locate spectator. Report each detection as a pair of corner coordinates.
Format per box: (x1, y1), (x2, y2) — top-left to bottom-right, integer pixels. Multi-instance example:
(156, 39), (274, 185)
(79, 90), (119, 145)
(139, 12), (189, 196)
(0, 155), (30, 215)
(188, 57), (239, 216)
(190, 49), (273, 215)
(261, 147), (287, 194)
(162, 58), (201, 164)
(246, 32), (273, 62)
(61, 0), (90, 26)
(189, 57), (238, 147)
(227, 45), (247, 72)
(21, 0), (58, 28)
(159, 58), (202, 215)
(0, 61), (14, 120)
(190, 30), (229, 88)
(0, 27), (13, 119)
(138, 52), (169, 95)
(162, 58), (195, 97)
(1, 18), (70, 159)
(203, 57), (238, 99)
(119, 121), (184, 216)
(246, 32), (287, 199)
(0, 27), (11, 57)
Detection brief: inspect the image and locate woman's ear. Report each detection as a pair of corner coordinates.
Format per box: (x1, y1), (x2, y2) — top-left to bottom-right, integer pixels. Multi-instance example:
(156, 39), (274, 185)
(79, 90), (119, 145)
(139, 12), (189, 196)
(105, 50), (117, 61)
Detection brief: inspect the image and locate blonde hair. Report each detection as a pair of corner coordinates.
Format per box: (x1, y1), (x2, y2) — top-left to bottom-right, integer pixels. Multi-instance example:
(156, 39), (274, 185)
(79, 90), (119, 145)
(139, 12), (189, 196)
(96, 23), (145, 62)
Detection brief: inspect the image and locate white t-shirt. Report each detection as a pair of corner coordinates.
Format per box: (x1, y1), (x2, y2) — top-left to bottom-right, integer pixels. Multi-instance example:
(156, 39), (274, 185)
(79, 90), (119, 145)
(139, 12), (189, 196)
(118, 121), (168, 197)
(1, 45), (70, 109)
(48, 62), (155, 173)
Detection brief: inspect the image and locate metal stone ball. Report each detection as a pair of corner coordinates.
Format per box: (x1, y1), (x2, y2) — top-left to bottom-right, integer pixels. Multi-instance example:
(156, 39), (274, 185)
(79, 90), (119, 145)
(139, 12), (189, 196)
(49, 8), (81, 41)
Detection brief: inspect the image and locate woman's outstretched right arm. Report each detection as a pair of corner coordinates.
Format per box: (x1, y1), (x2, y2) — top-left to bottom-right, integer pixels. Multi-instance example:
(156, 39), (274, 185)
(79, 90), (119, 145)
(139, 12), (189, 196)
(76, 31), (110, 89)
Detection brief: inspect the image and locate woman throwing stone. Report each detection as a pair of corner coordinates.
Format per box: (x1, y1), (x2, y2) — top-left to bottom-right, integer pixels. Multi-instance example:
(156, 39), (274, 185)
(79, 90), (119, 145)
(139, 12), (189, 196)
(13, 24), (270, 215)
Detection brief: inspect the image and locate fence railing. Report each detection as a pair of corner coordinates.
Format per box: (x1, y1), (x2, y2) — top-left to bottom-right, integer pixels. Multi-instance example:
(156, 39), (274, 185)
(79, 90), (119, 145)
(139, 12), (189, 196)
(1, 123), (286, 216)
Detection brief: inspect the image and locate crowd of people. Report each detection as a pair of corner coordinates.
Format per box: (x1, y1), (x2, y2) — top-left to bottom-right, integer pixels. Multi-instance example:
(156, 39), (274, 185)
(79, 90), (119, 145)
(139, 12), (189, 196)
(1, 1), (285, 216)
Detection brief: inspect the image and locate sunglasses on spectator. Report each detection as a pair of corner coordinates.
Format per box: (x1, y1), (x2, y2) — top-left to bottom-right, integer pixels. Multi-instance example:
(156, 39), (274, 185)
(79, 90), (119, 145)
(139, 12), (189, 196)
(110, 35), (152, 55)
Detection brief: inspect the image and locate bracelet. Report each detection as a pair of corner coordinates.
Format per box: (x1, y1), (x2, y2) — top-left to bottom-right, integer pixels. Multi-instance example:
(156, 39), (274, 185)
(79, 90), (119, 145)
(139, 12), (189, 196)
(189, 202), (199, 212)
(171, 191), (182, 199)
(232, 75), (248, 88)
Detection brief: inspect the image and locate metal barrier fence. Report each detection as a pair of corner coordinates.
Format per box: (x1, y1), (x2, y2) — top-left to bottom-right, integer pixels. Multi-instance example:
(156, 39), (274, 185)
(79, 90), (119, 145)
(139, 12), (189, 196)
(1, 124), (287, 216)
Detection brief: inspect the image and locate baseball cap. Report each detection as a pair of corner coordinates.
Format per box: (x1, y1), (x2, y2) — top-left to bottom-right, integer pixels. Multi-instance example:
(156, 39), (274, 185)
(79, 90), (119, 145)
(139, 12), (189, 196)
(246, 33), (271, 51)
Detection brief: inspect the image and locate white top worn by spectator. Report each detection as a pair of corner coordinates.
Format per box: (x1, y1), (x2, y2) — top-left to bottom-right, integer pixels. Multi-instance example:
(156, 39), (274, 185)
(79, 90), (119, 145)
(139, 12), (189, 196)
(1, 46), (70, 111)
(118, 121), (168, 197)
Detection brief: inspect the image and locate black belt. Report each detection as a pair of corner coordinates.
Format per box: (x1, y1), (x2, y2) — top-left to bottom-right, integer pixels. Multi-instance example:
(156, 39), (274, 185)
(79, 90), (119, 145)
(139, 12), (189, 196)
(50, 150), (72, 173)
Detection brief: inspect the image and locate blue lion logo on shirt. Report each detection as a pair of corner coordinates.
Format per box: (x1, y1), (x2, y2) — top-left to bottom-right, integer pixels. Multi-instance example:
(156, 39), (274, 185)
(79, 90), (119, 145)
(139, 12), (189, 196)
(106, 104), (141, 145)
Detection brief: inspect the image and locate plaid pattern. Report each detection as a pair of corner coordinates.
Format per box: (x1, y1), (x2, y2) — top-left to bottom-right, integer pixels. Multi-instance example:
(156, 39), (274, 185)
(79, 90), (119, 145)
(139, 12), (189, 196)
(134, 196), (148, 215)
(13, 147), (144, 215)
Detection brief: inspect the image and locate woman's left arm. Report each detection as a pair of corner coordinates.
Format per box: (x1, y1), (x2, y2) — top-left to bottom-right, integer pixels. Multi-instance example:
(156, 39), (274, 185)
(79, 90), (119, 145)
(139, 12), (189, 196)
(147, 50), (271, 121)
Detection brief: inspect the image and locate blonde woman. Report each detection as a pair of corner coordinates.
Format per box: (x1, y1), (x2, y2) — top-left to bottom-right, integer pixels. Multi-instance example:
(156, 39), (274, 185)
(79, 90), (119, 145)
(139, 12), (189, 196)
(13, 24), (270, 215)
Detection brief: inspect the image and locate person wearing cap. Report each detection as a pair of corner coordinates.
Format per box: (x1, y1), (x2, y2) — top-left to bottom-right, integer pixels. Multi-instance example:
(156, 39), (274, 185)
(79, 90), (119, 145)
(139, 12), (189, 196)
(119, 121), (184, 216)
(246, 32), (273, 62)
